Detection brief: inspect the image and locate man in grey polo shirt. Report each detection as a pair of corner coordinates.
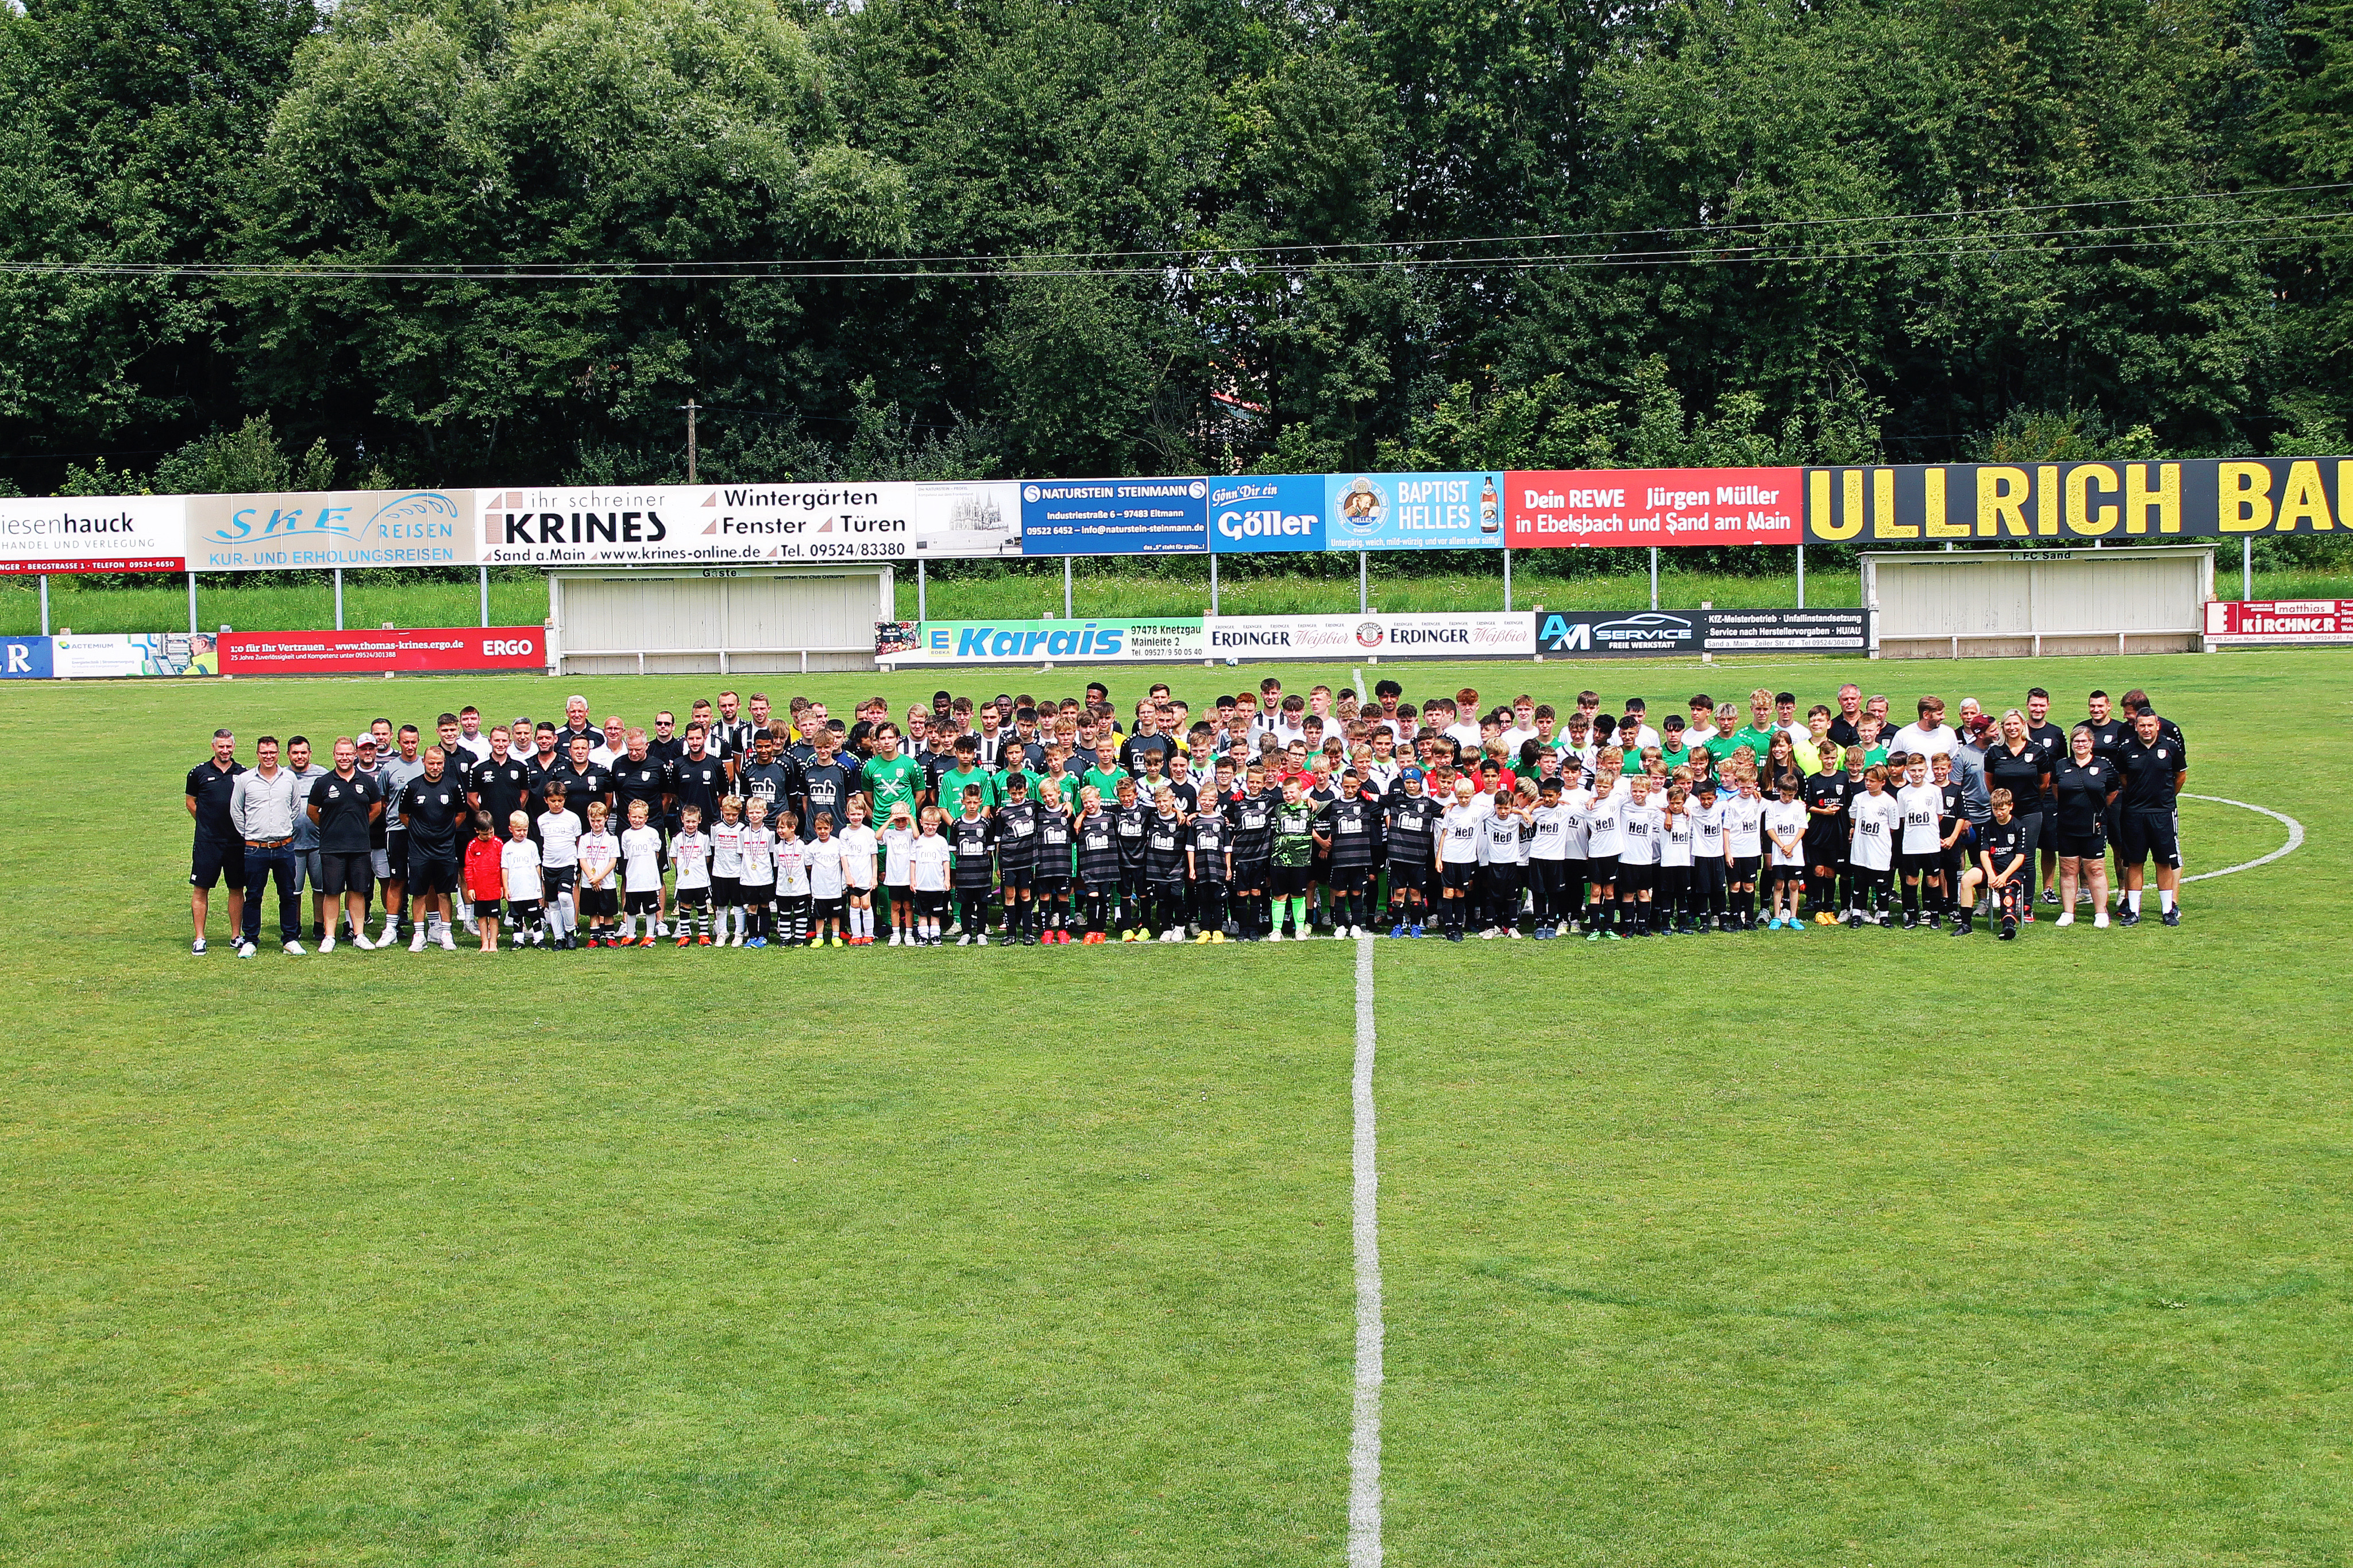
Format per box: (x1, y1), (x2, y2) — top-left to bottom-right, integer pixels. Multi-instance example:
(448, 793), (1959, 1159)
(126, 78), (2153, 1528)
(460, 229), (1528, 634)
(230, 736), (308, 956)
(284, 735), (331, 943)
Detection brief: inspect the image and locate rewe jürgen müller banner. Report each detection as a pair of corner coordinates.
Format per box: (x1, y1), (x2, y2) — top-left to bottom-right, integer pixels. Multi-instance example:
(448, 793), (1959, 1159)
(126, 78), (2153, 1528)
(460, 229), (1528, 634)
(1505, 468), (1803, 547)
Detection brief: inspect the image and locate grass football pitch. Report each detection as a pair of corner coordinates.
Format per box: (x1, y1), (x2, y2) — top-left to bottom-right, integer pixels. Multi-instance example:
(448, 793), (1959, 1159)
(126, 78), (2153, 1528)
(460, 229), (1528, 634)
(2, 650), (2346, 1566)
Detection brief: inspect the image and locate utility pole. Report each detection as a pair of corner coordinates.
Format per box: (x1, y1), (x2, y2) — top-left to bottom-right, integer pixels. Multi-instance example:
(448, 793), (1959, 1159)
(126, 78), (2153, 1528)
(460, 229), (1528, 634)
(683, 398), (700, 483)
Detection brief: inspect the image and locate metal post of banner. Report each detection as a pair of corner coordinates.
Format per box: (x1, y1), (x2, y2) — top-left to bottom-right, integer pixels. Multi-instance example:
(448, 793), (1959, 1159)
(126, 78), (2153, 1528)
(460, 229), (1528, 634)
(1209, 553), (1220, 616)
(334, 568), (345, 629)
(479, 565), (490, 628)
(187, 572), (198, 634)
(1502, 547), (1512, 612)
(1063, 555), (1073, 618)
(2243, 537), (2252, 600)
(1795, 544), (1806, 609)
(917, 558), (927, 621)
(38, 574), (49, 635)
(1358, 552), (1368, 613)
(1649, 547), (1659, 611)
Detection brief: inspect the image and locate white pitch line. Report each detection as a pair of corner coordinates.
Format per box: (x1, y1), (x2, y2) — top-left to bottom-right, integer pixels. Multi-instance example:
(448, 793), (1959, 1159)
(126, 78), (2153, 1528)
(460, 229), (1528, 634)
(1349, 934), (1384, 1568)
(2180, 794), (2306, 883)
(1353, 666), (1365, 694)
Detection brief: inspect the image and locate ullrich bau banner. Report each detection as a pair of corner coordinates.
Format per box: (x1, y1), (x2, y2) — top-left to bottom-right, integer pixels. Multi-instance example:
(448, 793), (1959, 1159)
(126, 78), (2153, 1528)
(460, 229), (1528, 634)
(1505, 468), (1802, 548)
(1803, 458), (2353, 542)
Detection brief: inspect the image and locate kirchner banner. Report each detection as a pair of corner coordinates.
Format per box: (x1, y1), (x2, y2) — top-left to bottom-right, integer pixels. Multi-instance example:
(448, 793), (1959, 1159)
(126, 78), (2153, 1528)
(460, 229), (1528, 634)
(2203, 599), (2353, 645)
(1804, 458), (2353, 542)
(1505, 468), (1802, 548)
(0, 496), (184, 574)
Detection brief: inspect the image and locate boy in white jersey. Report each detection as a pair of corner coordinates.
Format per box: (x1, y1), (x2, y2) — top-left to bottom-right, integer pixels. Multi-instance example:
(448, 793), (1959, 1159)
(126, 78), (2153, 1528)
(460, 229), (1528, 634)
(578, 801), (620, 948)
(1527, 777), (1572, 939)
(1762, 777), (1808, 930)
(739, 797), (777, 946)
(709, 795), (746, 945)
(1688, 779), (1728, 930)
(537, 782), (583, 949)
(1617, 773), (1665, 937)
(881, 802), (919, 944)
(1722, 772), (1765, 929)
(1436, 776), (1486, 943)
(1658, 783), (1695, 933)
(671, 805), (714, 946)
(1581, 747), (1624, 940)
(909, 806), (953, 945)
(503, 811), (546, 948)
(806, 813), (848, 947)
(619, 799), (665, 946)
(1558, 773), (1593, 933)
(839, 797), (880, 946)
(1893, 758), (1946, 929)
(1846, 765), (1902, 927)
(773, 810), (811, 947)
(1477, 782), (1529, 939)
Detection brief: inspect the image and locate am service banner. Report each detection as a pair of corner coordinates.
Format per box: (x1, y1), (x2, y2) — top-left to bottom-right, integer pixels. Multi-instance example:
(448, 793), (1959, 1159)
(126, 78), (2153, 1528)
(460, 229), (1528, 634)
(476, 482), (1020, 567)
(1020, 479), (1208, 555)
(218, 627), (547, 676)
(1506, 468), (1801, 548)
(188, 489), (471, 571)
(1325, 472), (1505, 550)
(1533, 608), (1871, 656)
(0, 495), (184, 574)
(1802, 457), (2353, 542)
(1208, 476), (1325, 553)
(890, 619), (1208, 665)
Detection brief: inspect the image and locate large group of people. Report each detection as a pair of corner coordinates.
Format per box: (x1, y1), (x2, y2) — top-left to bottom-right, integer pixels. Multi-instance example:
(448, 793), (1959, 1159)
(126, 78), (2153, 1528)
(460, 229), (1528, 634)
(184, 673), (2190, 957)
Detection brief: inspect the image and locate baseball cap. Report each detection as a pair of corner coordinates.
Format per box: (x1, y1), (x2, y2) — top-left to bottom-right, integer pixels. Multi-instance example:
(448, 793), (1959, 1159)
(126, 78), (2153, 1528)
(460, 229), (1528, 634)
(1400, 766), (1423, 781)
(353, 733), (377, 748)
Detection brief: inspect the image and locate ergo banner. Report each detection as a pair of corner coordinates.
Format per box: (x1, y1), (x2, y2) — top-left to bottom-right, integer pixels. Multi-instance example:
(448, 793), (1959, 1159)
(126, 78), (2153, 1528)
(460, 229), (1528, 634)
(218, 627), (547, 675)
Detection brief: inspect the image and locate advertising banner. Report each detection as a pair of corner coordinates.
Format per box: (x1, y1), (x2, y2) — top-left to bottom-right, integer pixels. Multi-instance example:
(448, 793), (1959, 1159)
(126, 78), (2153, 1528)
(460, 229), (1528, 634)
(2203, 598), (2353, 644)
(889, 618), (1208, 664)
(187, 489), (472, 571)
(476, 482), (1019, 567)
(1208, 476), (1326, 553)
(218, 626), (546, 676)
(1208, 612), (1535, 659)
(1506, 468), (1802, 549)
(1534, 608), (1872, 656)
(1325, 472), (1505, 551)
(1802, 457), (2353, 543)
(52, 632), (217, 676)
(0, 496), (185, 574)
(1, 636), (51, 678)
(1019, 479), (1209, 555)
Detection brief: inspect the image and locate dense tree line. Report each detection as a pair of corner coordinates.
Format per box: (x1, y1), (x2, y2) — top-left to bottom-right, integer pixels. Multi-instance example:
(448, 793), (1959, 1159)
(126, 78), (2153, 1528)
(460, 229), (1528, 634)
(2, 0), (2349, 526)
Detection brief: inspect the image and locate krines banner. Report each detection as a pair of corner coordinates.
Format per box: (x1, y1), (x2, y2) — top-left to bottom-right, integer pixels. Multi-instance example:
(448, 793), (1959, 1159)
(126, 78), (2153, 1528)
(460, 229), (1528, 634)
(476, 482), (1021, 567)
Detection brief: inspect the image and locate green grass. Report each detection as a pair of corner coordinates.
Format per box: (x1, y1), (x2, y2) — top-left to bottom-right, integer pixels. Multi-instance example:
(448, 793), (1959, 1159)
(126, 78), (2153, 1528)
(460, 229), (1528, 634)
(9, 563), (2353, 634)
(2, 651), (2346, 1564)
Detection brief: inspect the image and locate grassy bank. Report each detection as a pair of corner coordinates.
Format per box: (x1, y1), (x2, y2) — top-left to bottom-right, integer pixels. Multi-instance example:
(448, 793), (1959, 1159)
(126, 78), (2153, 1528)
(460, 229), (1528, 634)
(7, 564), (2352, 634)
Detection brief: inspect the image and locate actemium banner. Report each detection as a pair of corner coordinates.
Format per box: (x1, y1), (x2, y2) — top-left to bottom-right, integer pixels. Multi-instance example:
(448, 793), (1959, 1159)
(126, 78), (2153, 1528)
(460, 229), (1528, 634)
(1505, 468), (1802, 547)
(475, 482), (1021, 567)
(1803, 458), (2353, 542)
(187, 489), (470, 571)
(0, 495), (184, 574)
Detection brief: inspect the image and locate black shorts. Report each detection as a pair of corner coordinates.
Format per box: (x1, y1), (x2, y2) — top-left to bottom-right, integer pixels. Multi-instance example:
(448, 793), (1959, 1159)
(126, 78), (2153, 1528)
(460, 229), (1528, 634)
(1615, 860), (1654, 894)
(1728, 855), (1760, 883)
(1327, 864), (1370, 893)
(1000, 866), (1035, 891)
(1895, 850), (1940, 875)
(2054, 828), (2106, 859)
(1480, 863), (1523, 898)
(1440, 860), (1478, 891)
(1386, 861), (1429, 895)
(1271, 864), (1310, 897)
(1804, 829), (1846, 870)
(384, 832), (408, 880)
(190, 836), (245, 890)
(580, 886), (618, 917)
(1034, 875), (1071, 895)
(739, 880), (773, 905)
(916, 889), (951, 917)
(319, 851), (373, 898)
(675, 885), (711, 907)
(407, 853), (460, 897)
(2119, 808), (2181, 870)
(472, 898), (503, 920)
(1232, 859), (1270, 891)
(1768, 862), (1804, 886)
(711, 875), (740, 905)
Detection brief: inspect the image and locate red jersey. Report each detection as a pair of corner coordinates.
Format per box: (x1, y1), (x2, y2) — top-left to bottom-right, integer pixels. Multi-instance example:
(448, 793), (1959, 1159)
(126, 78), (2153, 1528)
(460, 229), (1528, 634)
(464, 837), (506, 900)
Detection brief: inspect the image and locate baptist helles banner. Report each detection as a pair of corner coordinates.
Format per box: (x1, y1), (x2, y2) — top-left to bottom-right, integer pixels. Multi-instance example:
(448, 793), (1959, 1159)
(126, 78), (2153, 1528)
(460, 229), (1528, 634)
(475, 482), (1022, 567)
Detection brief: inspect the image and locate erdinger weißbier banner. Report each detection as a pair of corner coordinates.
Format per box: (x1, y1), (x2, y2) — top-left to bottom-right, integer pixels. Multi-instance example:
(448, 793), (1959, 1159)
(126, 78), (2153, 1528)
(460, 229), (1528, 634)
(475, 482), (1022, 567)
(1504, 469), (1802, 548)
(0, 495), (184, 574)
(1802, 458), (2353, 542)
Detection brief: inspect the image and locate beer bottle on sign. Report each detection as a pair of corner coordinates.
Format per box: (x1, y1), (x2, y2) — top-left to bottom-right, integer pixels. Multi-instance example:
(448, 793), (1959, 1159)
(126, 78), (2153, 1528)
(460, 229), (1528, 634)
(1479, 476), (1500, 532)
